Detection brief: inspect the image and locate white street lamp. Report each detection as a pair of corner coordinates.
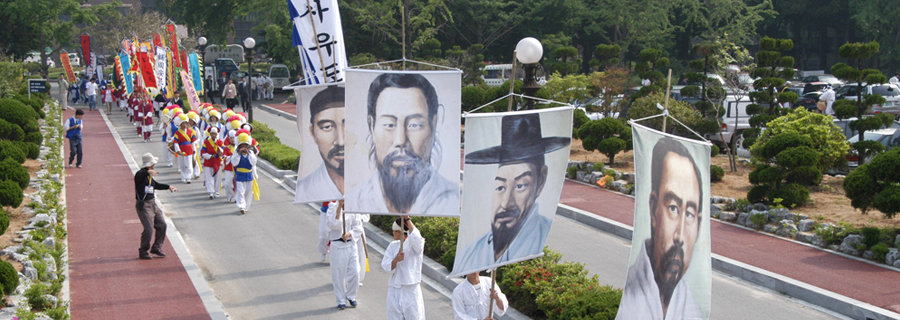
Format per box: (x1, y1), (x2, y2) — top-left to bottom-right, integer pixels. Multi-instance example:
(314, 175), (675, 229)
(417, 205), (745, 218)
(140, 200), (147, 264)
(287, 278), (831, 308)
(243, 37), (256, 122)
(198, 36), (207, 46)
(515, 37), (543, 109)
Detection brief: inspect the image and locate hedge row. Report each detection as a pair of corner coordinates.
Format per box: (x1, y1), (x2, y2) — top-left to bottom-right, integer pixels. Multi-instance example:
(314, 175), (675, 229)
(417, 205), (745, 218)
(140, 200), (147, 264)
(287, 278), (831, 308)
(368, 215), (622, 319)
(252, 122), (301, 171)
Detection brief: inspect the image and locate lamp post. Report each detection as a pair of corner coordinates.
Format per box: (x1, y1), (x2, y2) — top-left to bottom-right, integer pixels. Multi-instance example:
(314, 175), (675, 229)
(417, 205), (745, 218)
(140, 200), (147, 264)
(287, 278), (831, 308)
(198, 37), (207, 102)
(243, 37), (256, 123)
(515, 37), (543, 110)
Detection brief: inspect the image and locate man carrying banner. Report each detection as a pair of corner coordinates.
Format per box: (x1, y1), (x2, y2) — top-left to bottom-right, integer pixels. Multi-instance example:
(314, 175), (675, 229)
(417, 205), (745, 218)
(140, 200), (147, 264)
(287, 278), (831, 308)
(345, 73), (458, 215)
(296, 86), (345, 200)
(381, 216), (425, 320)
(326, 200), (362, 310)
(455, 113), (569, 272)
(616, 138), (704, 320)
(452, 272), (508, 320)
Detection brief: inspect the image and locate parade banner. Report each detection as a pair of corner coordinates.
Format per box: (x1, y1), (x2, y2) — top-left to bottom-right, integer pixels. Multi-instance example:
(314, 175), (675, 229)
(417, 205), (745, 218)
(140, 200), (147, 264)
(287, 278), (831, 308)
(287, 0), (347, 84)
(137, 49), (157, 90)
(113, 55), (124, 89)
(80, 35), (91, 72)
(119, 52), (133, 94)
(189, 53), (203, 94)
(615, 123), (711, 320)
(152, 33), (163, 49)
(95, 53), (103, 82)
(86, 52), (97, 80)
(293, 83), (345, 203)
(155, 47), (168, 93)
(180, 51), (189, 77)
(60, 53), (75, 82)
(180, 69), (201, 110)
(166, 51), (176, 99)
(343, 69), (461, 216)
(449, 107), (573, 277)
(167, 24), (180, 68)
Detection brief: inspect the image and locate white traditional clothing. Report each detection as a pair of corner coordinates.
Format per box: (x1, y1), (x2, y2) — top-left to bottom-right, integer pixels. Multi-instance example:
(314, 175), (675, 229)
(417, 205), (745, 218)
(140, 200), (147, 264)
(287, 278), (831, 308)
(382, 228), (426, 320)
(295, 164), (342, 203)
(326, 205), (362, 305)
(452, 276), (508, 320)
(346, 169), (458, 215)
(615, 242), (703, 320)
(454, 204), (551, 274)
(318, 201), (336, 256)
(352, 213), (370, 284)
(230, 151), (257, 212)
(820, 87), (836, 115)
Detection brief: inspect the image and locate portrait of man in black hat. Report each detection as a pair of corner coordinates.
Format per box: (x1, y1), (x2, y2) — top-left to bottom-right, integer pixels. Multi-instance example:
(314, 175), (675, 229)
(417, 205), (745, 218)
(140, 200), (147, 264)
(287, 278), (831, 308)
(345, 72), (458, 215)
(454, 113), (571, 273)
(296, 85), (345, 202)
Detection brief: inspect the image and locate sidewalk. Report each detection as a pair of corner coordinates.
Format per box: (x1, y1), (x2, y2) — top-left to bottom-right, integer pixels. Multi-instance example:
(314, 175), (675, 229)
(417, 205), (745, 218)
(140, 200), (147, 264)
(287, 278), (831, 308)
(63, 106), (210, 319)
(262, 102), (900, 315)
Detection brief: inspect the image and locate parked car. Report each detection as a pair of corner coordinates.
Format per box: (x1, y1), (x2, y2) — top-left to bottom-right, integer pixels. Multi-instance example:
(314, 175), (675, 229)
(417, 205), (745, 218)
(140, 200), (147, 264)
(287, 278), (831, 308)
(794, 92), (821, 111)
(23, 52), (54, 68)
(68, 53), (81, 67)
(803, 81), (829, 94)
(845, 128), (900, 168)
(267, 64), (291, 91)
(801, 74), (844, 87)
(835, 83), (900, 116)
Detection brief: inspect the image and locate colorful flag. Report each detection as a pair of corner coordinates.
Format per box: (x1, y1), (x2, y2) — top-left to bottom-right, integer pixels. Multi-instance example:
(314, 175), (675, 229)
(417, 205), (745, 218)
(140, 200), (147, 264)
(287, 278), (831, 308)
(119, 52), (133, 94)
(287, 0), (347, 84)
(80, 35), (91, 72)
(189, 53), (203, 94)
(166, 51), (176, 99)
(180, 51), (189, 76)
(137, 49), (157, 90)
(155, 47), (168, 93)
(86, 52), (96, 80)
(153, 33), (163, 49)
(180, 69), (201, 110)
(113, 55), (124, 89)
(60, 53), (76, 82)
(167, 24), (180, 68)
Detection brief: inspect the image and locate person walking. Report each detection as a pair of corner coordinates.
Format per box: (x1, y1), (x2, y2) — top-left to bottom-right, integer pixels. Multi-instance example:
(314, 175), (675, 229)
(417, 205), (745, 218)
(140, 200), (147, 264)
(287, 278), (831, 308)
(59, 75), (69, 110)
(230, 132), (258, 214)
(201, 127), (225, 199)
(264, 74), (274, 100)
(820, 85), (837, 116)
(223, 79), (238, 111)
(250, 74), (258, 101)
(452, 272), (508, 320)
(101, 85), (114, 114)
(64, 109), (85, 168)
(134, 152), (178, 260)
(238, 77), (250, 113)
(352, 213), (370, 286)
(204, 75), (217, 104)
(78, 75), (88, 104)
(382, 217), (426, 320)
(86, 78), (98, 111)
(327, 200), (362, 310)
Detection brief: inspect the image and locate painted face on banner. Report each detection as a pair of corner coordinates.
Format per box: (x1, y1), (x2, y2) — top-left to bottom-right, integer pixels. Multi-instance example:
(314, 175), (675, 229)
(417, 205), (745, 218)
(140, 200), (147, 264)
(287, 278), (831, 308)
(649, 152), (701, 300)
(310, 102), (345, 176)
(491, 161), (545, 258)
(372, 87), (434, 168)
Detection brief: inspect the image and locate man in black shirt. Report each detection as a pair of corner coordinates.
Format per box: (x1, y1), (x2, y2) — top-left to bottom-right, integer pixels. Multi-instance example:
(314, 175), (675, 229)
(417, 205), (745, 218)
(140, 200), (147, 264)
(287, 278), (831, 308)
(134, 152), (178, 260)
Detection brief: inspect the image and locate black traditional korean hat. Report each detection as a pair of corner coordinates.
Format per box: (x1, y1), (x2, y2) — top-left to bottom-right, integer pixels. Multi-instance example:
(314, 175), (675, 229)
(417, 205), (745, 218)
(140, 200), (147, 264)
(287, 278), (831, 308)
(465, 113), (570, 164)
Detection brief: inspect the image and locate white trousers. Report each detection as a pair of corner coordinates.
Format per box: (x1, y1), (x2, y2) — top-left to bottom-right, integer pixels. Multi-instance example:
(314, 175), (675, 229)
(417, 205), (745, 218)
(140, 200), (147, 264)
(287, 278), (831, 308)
(386, 284), (424, 320)
(178, 155), (194, 181)
(118, 100), (126, 110)
(235, 180), (253, 210)
(162, 143), (173, 165)
(192, 143), (201, 178)
(355, 235), (367, 283)
(204, 167), (221, 196)
(330, 242), (360, 305)
(223, 170), (235, 200)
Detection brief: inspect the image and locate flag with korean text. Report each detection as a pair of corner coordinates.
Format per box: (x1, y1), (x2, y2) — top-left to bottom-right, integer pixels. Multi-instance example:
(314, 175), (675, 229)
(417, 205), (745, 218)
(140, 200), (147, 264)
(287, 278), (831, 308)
(287, 0), (347, 85)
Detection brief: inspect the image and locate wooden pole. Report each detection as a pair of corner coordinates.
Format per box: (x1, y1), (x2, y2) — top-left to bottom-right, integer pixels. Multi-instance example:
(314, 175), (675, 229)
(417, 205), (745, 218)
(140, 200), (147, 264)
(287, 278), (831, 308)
(663, 69), (672, 132)
(507, 51), (518, 112)
(487, 269), (497, 316)
(401, 1), (406, 70)
(399, 216), (405, 252)
(305, 0), (329, 83)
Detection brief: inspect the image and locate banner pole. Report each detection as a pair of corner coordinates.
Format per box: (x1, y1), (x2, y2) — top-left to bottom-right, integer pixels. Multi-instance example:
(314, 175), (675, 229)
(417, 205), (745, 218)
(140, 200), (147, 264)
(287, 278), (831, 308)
(304, 0), (329, 83)
(662, 69), (672, 132)
(399, 215), (405, 252)
(401, 1), (407, 70)
(507, 51), (517, 112)
(488, 268), (497, 316)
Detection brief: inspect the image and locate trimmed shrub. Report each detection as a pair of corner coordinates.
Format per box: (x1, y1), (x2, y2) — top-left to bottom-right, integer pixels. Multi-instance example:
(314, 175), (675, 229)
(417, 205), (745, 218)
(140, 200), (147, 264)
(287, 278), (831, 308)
(711, 165), (725, 182)
(250, 122), (280, 144)
(578, 118), (631, 164)
(0, 98), (36, 129)
(0, 118), (24, 141)
(0, 141), (26, 164)
(748, 185), (769, 203)
(768, 183), (809, 208)
(461, 86), (486, 112)
(757, 132), (814, 161)
(0, 260), (17, 295)
(749, 108), (849, 170)
(785, 166), (822, 186)
(0, 209), (8, 235)
(592, 162), (605, 172)
(710, 144), (720, 157)
(0, 180), (23, 208)
(257, 141), (300, 171)
(22, 142), (38, 160)
(860, 227), (881, 248)
(24, 131), (42, 145)
(0, 158), (29, 189)
(567, 166), (578, 179)
(775, 146), (819, 169)
(23, 120), (39, 134)
(871, 243), (889, 262)
(749, 165), (782, 185)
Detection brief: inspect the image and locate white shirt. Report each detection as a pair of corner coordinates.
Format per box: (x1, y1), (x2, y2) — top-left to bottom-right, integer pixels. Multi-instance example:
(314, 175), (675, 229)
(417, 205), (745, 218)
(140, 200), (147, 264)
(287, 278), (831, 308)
(616, 241), (703, 320)
(295, 164), (342, 203)
(86, 82), (98, 95)
(454, 204), (551, 275)
(64, 117), (83, 132)
(381, 228), (425, 288)
(326, 204), (364, 249)
(452, 276), (508, 320)
(890, 76), (899, 85)
(345, 169), (459, 216)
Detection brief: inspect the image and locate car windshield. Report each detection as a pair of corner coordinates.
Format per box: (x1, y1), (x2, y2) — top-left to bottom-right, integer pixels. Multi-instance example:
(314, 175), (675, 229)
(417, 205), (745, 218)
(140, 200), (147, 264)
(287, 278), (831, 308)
(848, 132), (891, 145)
(872, 85), (900, 97)
(270, 68), (289, 78)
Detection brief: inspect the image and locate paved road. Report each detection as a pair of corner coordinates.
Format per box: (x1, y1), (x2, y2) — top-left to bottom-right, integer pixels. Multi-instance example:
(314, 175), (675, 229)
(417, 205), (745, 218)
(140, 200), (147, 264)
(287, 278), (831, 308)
(254, 107), (848, 320)
(103, 107), (455, 320)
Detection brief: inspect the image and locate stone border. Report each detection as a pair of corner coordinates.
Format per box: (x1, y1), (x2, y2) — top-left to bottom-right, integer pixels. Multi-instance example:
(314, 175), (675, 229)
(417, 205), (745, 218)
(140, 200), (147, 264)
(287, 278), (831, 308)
(257, 104), (297, 122)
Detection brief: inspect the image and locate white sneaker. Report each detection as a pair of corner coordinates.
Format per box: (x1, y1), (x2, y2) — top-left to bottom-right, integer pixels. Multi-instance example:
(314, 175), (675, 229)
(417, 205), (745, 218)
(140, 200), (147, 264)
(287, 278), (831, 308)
(321, 254), (326, 262)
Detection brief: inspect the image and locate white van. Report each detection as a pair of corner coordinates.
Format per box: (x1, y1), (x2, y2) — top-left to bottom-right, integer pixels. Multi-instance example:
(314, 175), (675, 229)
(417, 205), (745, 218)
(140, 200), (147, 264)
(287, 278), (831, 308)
(268, 64), (291, 91)
(705, 95), (758, 149)
(482, 64), (513, 87)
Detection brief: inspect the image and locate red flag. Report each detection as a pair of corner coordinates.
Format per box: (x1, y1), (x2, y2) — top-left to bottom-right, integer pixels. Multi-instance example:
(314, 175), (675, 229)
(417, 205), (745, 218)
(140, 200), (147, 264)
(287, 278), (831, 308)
(181, 51), (189, 73)
(60, 53), (76, 82)
(80, 35), (91, 68)
(137, 51), (157, 89)
(153, 33), (163, 49)
(167, 24), (180, 68)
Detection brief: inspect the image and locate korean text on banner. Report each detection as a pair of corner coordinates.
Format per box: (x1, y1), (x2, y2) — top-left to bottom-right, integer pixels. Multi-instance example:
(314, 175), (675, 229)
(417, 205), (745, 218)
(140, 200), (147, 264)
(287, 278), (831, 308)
(449, 107), (573, 277)
(60, 53), (75, 82)
(189, 53), (203, 93)
(119, 52), (133, 94)
(287, 0), (348, 85)
(615, 123), (712, 320)
(180, 69), (201, 110)
(86, 53), (96, 80)
(155, 47), (168, 92)
(80, 35), (91, 72)
(137, 50), (157, 90)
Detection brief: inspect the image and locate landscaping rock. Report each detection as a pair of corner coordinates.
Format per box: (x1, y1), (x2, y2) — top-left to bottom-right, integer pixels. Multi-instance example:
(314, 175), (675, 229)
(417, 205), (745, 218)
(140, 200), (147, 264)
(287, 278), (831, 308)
(753, 203), (768, 211)
(862, 250), (874, 260)
(894, 259), (900, 268)
(795, 232), (817, 244)
(0, 307), (17, 320)
(10, 254), (27, 262)
(743, 210), (767, 229)
(576, 171), (587, 182)
(28, 213), (55, 225)
(710, 204), (722, 218)
(23, 266), (37, 280)
(885, 249), (900, 266)
(828, 244), (840, 251)
(798, 219), (816, 232)
(776, 220), (798, 238)
(719, 211), (736, 222)
(50, 173), (60, 183)
(811, 234), (827, 248)
(711, 196), (725, 204)
(4, 295), (25, 308)
(41, 237), (55, 249)
(763, 224), (779, 233)
(736, 212), (750, 227)
(0, 246), (19, 256)
(41, 294), (58, 308)
(840, 234), (866, 256)
(622, 173), (635, 184)
(609, 180), (627, 192)
(769, 208), (789, 222)
(798, 214), (810, 220)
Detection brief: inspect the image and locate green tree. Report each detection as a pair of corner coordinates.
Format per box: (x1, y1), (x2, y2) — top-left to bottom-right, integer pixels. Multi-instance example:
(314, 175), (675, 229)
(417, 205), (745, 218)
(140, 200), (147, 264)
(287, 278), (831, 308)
(593, 43), (621, 70)
(7, 0), (119, 78)
(627, 92), (702, 138)
(444, 44), (485, 86)
(577, 117), (631, 165)
(843, 149), (900, 218)
(542, 72), (592, 105)
(343, 0), (452, 59)
(742, 37), (795, 149)
(831, 41), (888, 161)
(443, 0), (528, 51)
(850, 1), (900, 70)
(590, 66), (631, 117)
(541, 33), (579, 76)
(83, 7), (166, 55)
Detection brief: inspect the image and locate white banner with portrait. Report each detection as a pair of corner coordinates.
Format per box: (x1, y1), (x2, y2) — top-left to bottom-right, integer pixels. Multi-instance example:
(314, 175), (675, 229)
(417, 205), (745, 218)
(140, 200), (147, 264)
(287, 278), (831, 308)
(615, 123), (711, 320)
(294, 82), (346, 203)
(288, 0), (348, 85)
(343, 69), (461, 216)
(449, 107), (573, 277)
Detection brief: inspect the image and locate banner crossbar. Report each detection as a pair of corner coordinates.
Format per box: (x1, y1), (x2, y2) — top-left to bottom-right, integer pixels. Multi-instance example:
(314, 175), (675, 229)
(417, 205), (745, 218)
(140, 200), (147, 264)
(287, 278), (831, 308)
(628, 112), (712, 145)
(349, 58), (459, 71)
(465, 93), (572, 115)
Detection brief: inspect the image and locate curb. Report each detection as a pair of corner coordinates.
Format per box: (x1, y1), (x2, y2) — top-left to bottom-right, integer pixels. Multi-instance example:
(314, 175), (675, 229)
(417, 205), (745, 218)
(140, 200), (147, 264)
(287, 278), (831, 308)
(257, 104), (297, 122)
(557, 203), (900, 320)
(254, 158), (530, 320)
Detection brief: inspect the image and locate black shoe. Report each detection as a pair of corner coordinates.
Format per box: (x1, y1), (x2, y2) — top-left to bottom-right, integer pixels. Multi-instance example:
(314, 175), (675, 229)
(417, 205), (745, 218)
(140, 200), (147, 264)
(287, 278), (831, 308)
(139, 254), (153, 260)
(150, 250), (166, 258)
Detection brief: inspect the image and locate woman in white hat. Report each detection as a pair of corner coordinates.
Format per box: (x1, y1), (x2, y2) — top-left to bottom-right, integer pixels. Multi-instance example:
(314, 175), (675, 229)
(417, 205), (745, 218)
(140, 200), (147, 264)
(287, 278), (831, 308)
(134, 152), (178, 259)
